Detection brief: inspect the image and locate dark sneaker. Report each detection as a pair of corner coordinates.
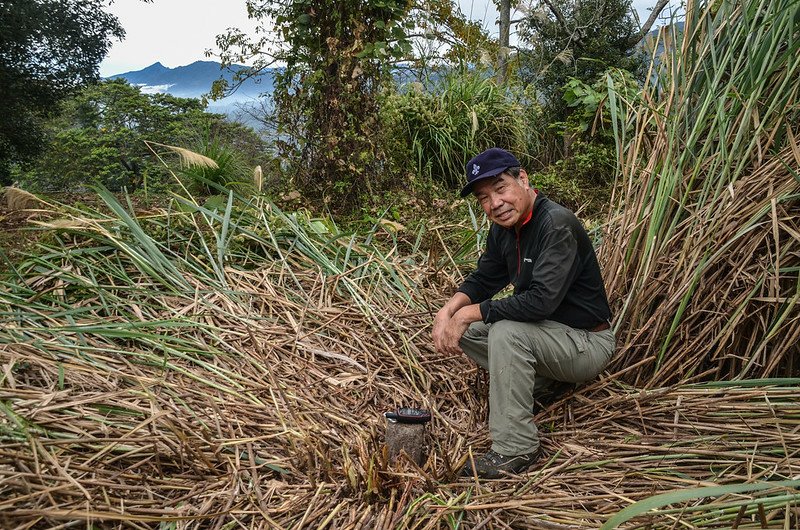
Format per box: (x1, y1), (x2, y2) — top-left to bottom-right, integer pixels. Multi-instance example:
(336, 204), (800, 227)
(460, 449), (538, 479)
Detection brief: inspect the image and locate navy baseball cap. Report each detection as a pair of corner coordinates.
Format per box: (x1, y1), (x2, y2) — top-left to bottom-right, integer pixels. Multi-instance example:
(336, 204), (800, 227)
(460, 148), (521, 197)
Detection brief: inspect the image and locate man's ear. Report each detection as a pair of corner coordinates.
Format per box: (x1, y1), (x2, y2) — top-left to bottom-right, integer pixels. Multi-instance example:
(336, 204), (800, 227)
(518, 169), (530, 188)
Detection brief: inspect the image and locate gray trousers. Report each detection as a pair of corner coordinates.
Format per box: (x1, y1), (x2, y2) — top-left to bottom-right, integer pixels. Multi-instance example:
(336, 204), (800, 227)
(460, 319), (615, 456)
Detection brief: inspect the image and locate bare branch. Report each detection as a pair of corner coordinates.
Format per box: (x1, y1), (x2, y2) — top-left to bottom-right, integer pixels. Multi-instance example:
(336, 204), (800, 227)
(626, 0), (671, 47)
(540, 0), (571, 36)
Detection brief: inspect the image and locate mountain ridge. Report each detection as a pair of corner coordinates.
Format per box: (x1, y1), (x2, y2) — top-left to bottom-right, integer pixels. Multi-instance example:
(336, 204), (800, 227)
(107, 60), (275, 126)
(108, 60), (274, 104)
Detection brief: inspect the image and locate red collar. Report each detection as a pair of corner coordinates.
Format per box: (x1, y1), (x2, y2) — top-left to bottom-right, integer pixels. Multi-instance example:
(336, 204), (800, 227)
(520, 208), (533, 227)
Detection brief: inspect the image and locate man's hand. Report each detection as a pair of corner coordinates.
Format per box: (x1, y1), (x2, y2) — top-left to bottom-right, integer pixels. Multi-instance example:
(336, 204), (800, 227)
(433, 298), (482, 355)
(432, 307), (458, 354)
(435, 310), (470, 355)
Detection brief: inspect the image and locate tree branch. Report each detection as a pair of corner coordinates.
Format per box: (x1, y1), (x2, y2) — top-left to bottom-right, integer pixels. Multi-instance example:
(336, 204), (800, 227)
(626, 0), (670, 47)
(540, 0), (571, 36)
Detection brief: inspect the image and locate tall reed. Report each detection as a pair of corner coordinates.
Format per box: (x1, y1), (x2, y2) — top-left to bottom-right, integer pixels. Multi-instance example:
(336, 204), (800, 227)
(603, 0), (800, 385)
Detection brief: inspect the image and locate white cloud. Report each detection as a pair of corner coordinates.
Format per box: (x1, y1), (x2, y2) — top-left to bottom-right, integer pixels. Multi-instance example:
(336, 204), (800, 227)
(136, 83), (174, 95)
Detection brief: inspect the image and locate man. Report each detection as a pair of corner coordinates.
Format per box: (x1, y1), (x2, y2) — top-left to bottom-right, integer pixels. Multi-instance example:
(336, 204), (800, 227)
(432, 147), (615, 479)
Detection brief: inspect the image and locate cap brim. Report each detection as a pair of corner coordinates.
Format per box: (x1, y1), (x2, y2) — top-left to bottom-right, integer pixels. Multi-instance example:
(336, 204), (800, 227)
(459, 166), (508, 197)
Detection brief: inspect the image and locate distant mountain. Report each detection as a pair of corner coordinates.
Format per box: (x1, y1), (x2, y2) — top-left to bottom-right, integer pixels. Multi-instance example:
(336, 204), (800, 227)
(107, 60), (275, 124)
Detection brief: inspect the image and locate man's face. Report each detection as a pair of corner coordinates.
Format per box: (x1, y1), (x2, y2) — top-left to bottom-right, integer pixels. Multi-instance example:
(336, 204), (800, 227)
(473, 171), (533, 229)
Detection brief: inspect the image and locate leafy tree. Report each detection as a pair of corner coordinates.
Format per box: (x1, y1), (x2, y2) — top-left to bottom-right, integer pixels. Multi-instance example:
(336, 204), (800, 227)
(516, 0), (666, 118)
(215, 1), (496, 210)
(19, 80), (267, 193)
(403, 1), (498, 69)
(0, 0), (127, 185)
(504, 0), (671, 210)
(216, 0), (417, 210)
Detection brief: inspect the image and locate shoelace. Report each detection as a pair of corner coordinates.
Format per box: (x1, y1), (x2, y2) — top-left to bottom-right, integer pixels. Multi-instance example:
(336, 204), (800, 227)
(485, 451), (504, 465)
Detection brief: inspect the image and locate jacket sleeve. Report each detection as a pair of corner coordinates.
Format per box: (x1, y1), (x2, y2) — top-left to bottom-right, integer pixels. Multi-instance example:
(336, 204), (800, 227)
(480, 222), (580, 323)
(456, 227), (510, 305)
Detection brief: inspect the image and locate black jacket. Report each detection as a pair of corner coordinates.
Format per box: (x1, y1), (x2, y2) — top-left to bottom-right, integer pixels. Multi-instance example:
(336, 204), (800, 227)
(457, 193), (611, 330)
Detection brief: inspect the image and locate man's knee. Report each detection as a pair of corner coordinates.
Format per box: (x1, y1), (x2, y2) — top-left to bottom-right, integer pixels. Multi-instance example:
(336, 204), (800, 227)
(487, 320), (540, 369)
(488, 320), (539, 352)
(487, 319), (522, 337)
(463, 321), (490, 340)
(460, 321), (491, 370)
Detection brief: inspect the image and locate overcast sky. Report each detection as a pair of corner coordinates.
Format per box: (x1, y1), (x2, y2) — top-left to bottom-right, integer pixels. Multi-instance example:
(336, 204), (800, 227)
(99, 0), (675, 77)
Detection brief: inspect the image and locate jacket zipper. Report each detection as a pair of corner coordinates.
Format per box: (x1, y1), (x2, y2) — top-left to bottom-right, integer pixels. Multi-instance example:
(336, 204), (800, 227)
(514, 203), (535, 280)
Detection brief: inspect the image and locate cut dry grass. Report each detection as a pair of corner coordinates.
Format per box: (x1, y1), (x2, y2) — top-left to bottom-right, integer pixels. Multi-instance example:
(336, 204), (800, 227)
(1, 187), (798, 528)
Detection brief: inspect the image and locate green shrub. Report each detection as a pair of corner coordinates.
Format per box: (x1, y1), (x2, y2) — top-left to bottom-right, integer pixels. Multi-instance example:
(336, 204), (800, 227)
(528, 165), (582, 211)
(17, 80), (267, 195)
(19, 127), (146, 192)
(527, 67), (639, 216)
(177, 133), (250, 195)
(381, 69), (528, 191)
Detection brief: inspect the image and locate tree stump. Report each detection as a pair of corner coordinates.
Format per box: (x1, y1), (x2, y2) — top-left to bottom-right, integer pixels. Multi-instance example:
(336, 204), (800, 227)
(385, 421), (425, 466)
